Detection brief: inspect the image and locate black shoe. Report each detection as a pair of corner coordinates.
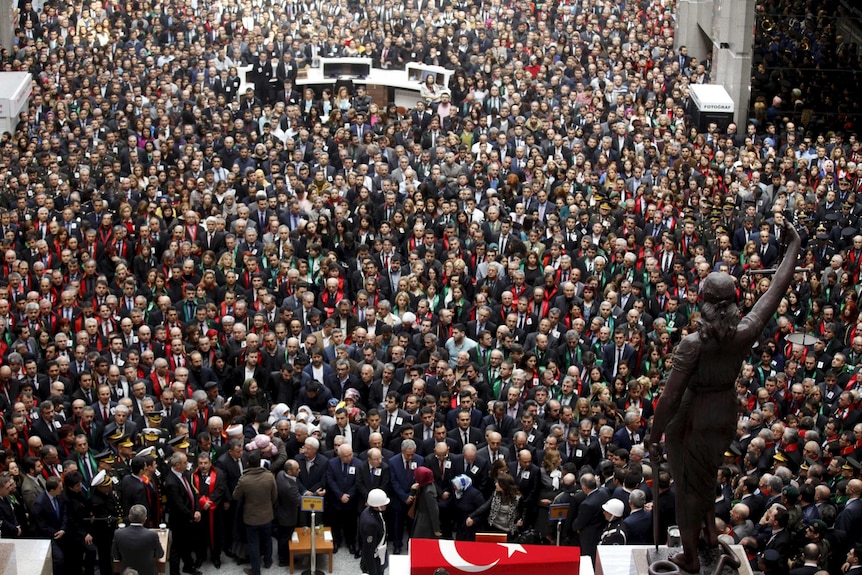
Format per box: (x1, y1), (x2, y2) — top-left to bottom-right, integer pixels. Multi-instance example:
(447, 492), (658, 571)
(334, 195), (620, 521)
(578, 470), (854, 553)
(183, 568), (202, 575)
(225, 551), (237, 559)
(353, 550), (361, 559)
(278, 560), (290, 567)
(264, 560), (273, 569)
(213, 558), (221, 569)
(333, 543), (339, 554)
(394, 546), (403, 555)
(348, 546), (356, 555)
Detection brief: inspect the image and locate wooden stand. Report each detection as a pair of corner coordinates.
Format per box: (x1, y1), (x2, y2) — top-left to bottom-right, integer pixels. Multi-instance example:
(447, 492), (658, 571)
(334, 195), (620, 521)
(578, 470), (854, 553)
(290, 526), (334, 574)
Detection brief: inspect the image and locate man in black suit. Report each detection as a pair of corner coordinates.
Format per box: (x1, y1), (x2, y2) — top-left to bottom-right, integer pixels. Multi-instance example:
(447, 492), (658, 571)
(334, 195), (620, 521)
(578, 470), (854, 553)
(601, 329), (637, 383)
(460, 444), (490, 496)
(31, 400), (61, 446)
(33, 476), (67, 573)
(622, 489), (652, 545)
(481, 402), (518, 442)
(739, 475), (766, 524)
(164, 451), (201, 575)
(418, 422), (457, 457)
(216, 438), (245, 550)
(788, 543), (821, 575)
(756, 505), (792, 566)
(836, 478), (862, 547)
(755, 230), (779, 268)
(428, 441), (462, 538)
(120, 456), (149, 520)
(112, 504), (164, 575)
(198, 217), (225, 254)
(355, 448), (391, 512)
(326, 407), (360, 451)
(446, 410), (484, 454)
(476, 432), (510, 463)
(571, 473), (610, 562)
(295, 436), (328, 494)
(509, 450), (540, 524)
(275, 459), (302, 567)
(356, 410), (390, 454)
(412, 408), (436, 447)
(325, 444), (360, 554)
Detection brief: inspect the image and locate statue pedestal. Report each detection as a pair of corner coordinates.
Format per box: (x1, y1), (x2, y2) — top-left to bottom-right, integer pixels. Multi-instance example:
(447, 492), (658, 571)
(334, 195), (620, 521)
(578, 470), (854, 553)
(596, 545), (753, 575)
(0, 539), (51, 575)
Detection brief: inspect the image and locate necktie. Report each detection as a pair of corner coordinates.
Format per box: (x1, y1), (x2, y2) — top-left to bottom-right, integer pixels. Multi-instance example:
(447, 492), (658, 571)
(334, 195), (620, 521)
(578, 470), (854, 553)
(181, 474), (194, 507)
(615, 348), (622, 376)
(103, 406), (109, 421)
(463, 431), (468, 445)
(52, 496), (60, 519)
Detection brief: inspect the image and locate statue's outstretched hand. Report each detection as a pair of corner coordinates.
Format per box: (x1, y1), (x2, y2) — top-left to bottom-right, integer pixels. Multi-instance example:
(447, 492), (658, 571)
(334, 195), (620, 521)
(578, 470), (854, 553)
(648, 438), (663, 464)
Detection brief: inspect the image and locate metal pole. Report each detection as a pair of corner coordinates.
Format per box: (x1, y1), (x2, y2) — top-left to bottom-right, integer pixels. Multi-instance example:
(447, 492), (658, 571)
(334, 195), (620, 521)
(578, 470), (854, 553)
(310, 511), (317, 574)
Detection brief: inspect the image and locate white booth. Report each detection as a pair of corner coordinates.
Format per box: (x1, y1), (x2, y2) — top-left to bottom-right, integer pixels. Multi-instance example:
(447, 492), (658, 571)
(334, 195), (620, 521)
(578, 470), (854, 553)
(686, 84), (735, 132)
(0, 72), (32, 135)
(239, 58), (453, 110)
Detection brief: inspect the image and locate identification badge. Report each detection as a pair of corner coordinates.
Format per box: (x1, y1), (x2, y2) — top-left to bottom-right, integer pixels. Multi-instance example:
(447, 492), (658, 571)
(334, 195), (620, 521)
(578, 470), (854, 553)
(575, 449), (583, 458)
(373, 468), (381, 476)
(528, 434), (535, 443)
(348, 467), (355, 475)
(205, 476), (212, 485)
(410, 462), (417, 470)
(444, 461), (451, 469)
(395, 417), (403, 425)
(471, 465), (478, 474)
(521, 471), (530, 479)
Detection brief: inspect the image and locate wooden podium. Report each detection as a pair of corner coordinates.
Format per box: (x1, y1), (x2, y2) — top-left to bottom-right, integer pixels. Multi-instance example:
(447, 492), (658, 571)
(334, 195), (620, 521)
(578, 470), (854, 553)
(288, 526), (334, 574)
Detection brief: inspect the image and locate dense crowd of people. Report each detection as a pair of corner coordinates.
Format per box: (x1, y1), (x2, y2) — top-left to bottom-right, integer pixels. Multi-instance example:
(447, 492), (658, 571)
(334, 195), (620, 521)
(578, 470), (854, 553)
(0, 0), (861, 574)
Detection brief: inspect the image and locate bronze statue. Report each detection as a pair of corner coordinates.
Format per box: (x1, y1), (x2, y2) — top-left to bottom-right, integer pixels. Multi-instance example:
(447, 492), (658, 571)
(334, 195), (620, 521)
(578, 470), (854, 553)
(649, 218), (801, 573)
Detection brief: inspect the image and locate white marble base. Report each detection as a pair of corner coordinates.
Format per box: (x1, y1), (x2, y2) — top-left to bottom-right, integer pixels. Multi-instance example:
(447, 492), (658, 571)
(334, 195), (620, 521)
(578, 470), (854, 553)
(596, 544), (753, 575)
(595, 544), (655, 575)
(0, 539), (51, 575)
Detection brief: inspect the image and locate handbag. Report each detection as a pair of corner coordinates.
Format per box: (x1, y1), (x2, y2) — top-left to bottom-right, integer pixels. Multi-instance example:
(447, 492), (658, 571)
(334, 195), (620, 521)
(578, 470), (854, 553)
(407, 496), (418, 520)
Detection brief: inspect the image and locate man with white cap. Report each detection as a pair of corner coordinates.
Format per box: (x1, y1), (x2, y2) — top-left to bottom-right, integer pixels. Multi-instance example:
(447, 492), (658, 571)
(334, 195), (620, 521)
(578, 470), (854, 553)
(359, 488), (389, 575)
(599, 498), (627, 546)
(89, 469), (123, 575)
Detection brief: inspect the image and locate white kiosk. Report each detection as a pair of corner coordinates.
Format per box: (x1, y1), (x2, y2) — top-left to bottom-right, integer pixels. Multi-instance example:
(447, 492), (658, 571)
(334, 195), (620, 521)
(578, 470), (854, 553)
(686, 84), (735, 132)
(0, 72), (32, 135)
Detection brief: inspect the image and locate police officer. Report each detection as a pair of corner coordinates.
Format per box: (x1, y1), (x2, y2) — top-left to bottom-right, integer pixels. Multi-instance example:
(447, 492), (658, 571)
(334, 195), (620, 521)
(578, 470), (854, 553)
(359, 489), (389, 575)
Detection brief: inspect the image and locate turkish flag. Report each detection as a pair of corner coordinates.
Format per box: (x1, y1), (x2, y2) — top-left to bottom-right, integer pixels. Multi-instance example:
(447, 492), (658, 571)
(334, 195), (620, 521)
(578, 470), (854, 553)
(409, 538), (580, 575)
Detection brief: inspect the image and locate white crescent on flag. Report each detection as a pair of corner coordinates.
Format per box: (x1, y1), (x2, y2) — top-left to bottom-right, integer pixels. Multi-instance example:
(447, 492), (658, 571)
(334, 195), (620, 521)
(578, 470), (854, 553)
(438, 540), (500, 572)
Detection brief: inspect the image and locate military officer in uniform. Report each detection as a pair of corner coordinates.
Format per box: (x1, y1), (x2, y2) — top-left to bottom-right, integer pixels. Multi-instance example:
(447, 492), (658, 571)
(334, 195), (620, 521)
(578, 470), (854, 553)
(89, 470), (123, 575)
